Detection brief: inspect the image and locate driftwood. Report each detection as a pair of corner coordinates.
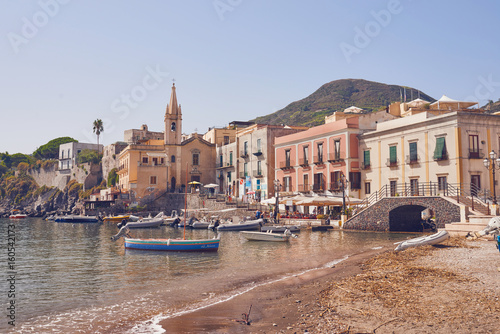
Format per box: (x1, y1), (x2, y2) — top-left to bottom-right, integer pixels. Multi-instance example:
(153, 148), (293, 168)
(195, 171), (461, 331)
(233, 304), (252, 325)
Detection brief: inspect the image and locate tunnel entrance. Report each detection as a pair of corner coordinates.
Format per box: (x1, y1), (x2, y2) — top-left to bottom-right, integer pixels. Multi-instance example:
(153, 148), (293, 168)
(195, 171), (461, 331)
(389, 205), (427, 232)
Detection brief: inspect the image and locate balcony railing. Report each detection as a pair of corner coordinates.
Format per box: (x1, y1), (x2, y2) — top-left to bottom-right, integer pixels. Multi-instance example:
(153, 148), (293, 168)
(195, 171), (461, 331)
(361, 161), (371, 169)
(298, 184), (311, 192)
(216, 162), (234, 168)
(240, 150), (249, 158)
(313, 156), (324, 165)
(312, 184), (325, 192)
(279, 161), (294, 169)
(253, 170), (263, 178)
(328, 183), (342, 192)
(327, 153), (343, 163)
(239, 171), (248, 178)
(299, 158), (309, 166)
(252, 149), (263, 156)
(468, 149), (483, 159)
(386, 158), (398, 167)
(406, 154), (420, 165)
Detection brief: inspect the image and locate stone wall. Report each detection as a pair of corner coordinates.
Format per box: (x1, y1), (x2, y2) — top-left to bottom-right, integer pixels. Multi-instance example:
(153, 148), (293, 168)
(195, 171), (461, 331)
(344, 196), (460, 231)
(27, 162), (102, 191)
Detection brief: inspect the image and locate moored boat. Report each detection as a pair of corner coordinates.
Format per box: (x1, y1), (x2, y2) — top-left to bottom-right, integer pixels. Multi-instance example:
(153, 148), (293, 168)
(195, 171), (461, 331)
(54, 215), (100, 223)
(394, 230), (450, 251)
(103, 215), (130, 222)
(9, 213), (28, 219)
(122, 218), (164, 229)
(261, 225), (301, 233)
(240, 230), (295, 242)
(123, 236), (220, 251)
(216, 218), (263, 231)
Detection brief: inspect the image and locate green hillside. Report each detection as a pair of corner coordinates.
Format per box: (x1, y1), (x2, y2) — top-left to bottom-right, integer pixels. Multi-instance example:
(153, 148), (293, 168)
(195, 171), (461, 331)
(252, 79), (435, 127)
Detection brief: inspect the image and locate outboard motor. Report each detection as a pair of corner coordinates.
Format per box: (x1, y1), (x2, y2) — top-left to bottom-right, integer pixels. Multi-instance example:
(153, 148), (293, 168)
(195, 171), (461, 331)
(211, 219), (220, 231)
(111, 226), (130, 241)
(117, 219), (127, 229)
(170, 217), (180, 227)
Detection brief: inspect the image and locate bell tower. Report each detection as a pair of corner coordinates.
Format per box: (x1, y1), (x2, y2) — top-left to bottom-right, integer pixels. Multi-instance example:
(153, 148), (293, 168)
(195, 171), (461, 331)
(164, 83), (182, 145)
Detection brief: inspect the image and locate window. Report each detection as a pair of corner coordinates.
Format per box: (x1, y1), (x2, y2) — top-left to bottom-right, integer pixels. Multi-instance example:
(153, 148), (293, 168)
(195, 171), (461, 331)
(365, 182), (371, 194)
(224, 136), (229, 145)
(152, 157), (158, 165)
(244, 141), (248, 155)
(244, 162), (248, 177)
(219, 155), (223, 167)
(349, 172), (361, 190)
(285, 149), (291, 167)
(438, 176), (447, 191)
(171, 155), (175, 163)
(331, 171), (341, 190)
(469, 135), (479, 158)
(303, 174), (309, 191)
(61, 150), (64, 159)
(363, 150), (370, 168)
(434, 137), (447, 160)
(317, 143), (323, 163)
(334, 140), (341, 160)
(283, 176), (292, 192)
(257, 161), (262, 175)
(256, 139), (261, 153)
(192, 153), (199, 165)
(171, 122), (176, 131)
(303, 146), (309, 164)
(227, 171), (231, 183)
(150, 176), (157, 185)
(229, 151), (233, 165)
(389, 146), (397, 164)
(142, 157), (148, 164)
(390, 180), (397, 196)
(409, 142), (418, 162)
(160, 158), (164, 164)
(313, 173), (324, 191)
(410, 179), (419, 196)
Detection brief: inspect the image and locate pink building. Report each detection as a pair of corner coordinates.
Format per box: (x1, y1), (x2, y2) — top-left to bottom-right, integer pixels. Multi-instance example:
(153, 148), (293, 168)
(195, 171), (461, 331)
(275, 117), (362, 198)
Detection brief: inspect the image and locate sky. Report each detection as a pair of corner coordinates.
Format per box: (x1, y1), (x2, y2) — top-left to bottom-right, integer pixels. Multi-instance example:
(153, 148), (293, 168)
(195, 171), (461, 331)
(1, 0), (499, 155)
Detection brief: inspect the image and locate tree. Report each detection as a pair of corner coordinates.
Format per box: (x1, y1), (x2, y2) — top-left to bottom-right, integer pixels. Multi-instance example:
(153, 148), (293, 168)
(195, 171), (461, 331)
(93, 119), (104, 153)
(33, 137), (78, 160)
(77, 149), (101, 164)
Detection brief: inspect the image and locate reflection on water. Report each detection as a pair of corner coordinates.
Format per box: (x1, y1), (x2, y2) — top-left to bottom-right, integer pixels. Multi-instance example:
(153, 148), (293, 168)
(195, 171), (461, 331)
(0, 218), (410, 333)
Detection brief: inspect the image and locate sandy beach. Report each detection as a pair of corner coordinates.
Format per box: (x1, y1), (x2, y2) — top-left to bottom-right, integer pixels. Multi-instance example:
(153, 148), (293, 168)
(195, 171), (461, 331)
(160, 237), (500, 333)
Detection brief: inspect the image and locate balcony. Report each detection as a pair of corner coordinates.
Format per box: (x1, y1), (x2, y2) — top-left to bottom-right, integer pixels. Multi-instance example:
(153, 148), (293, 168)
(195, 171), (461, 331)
(406, 154), (420, 165)
(433, 152), (449, 161)
(313, 156), (324, 165)
(239, 171), (248, 179)
(299, 158), (309, 167)
(240, 150), (249, 158)
(253, 170), (263, 178)
(312, 184), (325, 192)
(216, 162), (234, 169)
(327, 153), (343, 163)
(252, 149), (263, 156)
(298, 184), (311, 192)
(328, 183), (342, 192)
(279, 161), (294, 170)
(386, 158), (398, 167)
(361, 161), (371, 170)
(468, 149), (483, 159)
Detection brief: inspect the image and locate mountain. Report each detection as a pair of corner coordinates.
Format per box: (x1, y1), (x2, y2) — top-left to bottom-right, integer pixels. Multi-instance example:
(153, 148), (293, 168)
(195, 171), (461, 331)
(252, 79), (435, 127)
(481, 99), (500, 113)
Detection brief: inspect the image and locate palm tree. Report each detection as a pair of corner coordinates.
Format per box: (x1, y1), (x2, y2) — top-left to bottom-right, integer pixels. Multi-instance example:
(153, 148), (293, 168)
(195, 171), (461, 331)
(93, 119), (104, 153)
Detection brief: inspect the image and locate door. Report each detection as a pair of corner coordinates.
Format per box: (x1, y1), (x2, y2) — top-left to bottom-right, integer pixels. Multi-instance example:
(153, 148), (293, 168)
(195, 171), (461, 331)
(471, 175), (480, 197)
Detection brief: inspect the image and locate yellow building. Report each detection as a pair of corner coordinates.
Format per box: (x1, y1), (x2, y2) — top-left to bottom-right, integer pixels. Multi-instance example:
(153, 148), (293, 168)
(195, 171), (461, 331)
(118, 83), (216, 202)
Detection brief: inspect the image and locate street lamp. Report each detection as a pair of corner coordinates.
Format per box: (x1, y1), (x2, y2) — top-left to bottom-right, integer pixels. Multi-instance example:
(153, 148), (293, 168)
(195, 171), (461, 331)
(338, 173), (349, 216)
(483, 150), (500, 204)
(274, 179), (281, 223)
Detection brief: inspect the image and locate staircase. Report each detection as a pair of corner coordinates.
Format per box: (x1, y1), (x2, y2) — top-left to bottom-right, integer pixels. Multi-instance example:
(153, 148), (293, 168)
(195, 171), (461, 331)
(445, 215), (494, 239)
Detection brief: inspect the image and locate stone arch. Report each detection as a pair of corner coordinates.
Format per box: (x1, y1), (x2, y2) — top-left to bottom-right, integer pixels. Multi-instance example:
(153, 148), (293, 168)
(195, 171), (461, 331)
(389, 204), (426, 232)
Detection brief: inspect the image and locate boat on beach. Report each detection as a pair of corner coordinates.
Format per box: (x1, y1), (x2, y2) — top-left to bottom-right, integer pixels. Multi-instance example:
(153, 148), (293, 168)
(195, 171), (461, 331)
(394, 230), (450, 251)
(240, 229), (295, 242)
(54, 215), (100, 223)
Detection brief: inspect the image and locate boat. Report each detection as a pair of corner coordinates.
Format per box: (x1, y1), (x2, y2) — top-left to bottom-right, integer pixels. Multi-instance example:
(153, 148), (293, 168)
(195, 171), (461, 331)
(111, 225), (220, 252)
(103, 215), (130, 222)
(394, 230), (450, 251)
(163, 210), (181, 225)
(311, 225), (334, 231)
(241, 229), (295, 242)
(9, 213), (28, 219)
(261, 225), (301, 233)
(191, 219), (212, 229)
(123, 218), (164, 229)
(54, 215), (100, 223)
(124, 236), (220, 251)
(216, 218), (263, 231)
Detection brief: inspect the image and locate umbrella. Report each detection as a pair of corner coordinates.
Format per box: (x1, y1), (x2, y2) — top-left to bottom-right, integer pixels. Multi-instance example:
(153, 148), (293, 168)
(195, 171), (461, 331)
(261, 197), (276, 204)
(247, 191), (255, 195)
(296, 196), (343, 206)
(203, 183), (218, 188)
(188, 181), (201, 185)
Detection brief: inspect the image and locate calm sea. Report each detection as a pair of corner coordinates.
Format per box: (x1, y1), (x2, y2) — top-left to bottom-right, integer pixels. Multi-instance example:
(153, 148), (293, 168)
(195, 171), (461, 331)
(0, 217), (411, 333)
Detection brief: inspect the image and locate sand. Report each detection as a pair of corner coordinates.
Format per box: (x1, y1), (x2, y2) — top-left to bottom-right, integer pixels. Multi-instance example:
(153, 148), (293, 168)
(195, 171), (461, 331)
(160, 238), (500, 333)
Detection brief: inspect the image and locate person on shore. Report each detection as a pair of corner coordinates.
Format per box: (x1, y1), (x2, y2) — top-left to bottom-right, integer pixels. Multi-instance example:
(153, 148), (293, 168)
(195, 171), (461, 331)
(255, 209), (261, 219)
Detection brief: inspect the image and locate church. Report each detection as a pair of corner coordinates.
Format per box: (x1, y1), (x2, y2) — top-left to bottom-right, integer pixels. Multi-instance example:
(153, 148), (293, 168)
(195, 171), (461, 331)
(117, 83), (216, 202)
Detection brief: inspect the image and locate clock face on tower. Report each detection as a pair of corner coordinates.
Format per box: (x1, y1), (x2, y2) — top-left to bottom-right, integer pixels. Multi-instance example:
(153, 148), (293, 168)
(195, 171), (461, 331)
(171, 122), (176, 131)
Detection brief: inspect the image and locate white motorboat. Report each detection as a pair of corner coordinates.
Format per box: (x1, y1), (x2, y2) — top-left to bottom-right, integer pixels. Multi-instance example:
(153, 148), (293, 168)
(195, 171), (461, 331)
(240, 229), (295, 242)
(394, 230), (450, 251)
(216, 218), (263, 231)
(261, 225), (301, 233)
(121, 218), (164, 229)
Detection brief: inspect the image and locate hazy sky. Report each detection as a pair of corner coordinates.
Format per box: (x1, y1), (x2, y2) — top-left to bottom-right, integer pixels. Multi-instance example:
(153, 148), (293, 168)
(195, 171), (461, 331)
(2, 0), (499, 154)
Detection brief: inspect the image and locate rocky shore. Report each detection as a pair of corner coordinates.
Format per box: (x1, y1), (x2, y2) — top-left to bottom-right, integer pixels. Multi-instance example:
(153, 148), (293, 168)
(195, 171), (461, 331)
(161, 238), (500, 333)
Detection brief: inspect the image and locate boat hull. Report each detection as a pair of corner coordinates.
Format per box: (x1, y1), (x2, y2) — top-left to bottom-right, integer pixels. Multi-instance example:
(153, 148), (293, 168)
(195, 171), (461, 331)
(126, 218), (163, 228)
(395, 230), (450, 251)
(54, 216), (99, 223)
(261, 225), (300, 233)
(104, 215), (130, 222)
(217, 219), (263, 231)
(9, 214), (27, 219)
(124, 237), (220, 252)
(240, 231), (290, 242)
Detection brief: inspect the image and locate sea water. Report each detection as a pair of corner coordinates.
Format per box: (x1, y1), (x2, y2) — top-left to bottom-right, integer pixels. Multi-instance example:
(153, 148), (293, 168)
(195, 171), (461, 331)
(0, 217), (410, 333)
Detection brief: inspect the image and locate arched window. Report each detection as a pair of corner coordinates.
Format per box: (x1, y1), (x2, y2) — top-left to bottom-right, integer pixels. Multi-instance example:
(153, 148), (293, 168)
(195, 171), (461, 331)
(171, 122), (176, 131)
(171, 155), (176, 163)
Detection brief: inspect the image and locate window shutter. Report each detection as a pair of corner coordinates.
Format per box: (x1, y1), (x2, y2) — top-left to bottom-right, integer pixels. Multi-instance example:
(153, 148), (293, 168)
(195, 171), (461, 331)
(390, 146), (397, 163)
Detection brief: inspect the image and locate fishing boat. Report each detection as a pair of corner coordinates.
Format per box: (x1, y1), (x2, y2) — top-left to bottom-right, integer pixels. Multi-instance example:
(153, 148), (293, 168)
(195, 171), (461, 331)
(216, 218), (263, 231)
(261, 225), (301, 233)
(54, 215), (100, 223)
(103, 215), (130, 222)
(394, 230), (450, 251)
(240, 229), (295, 242)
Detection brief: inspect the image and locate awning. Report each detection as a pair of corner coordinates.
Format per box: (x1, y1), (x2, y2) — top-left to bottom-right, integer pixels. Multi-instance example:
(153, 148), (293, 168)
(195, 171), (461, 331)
(430, 95), (477, 110)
